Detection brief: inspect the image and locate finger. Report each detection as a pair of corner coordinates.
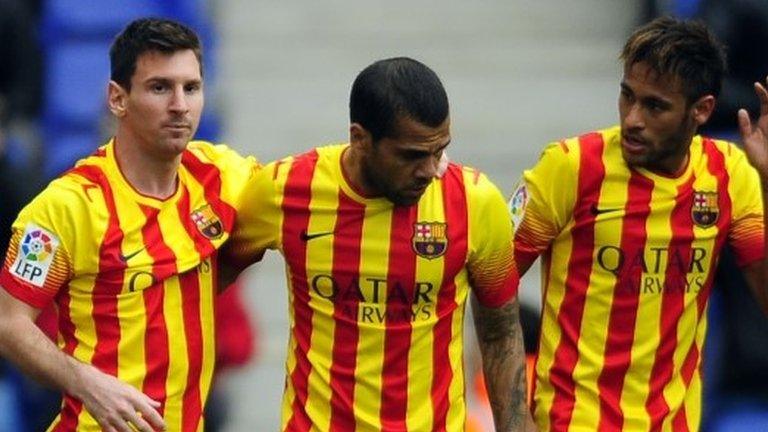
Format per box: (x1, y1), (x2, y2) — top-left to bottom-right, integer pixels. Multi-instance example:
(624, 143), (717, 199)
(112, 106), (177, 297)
(106, 415), (134, 432)
(134, 399), (166, 431)
(756, 81), (768, 117)
(144, 396), (162, 409)
(738, 108), (752, 139)
(124, 410), (155, 432)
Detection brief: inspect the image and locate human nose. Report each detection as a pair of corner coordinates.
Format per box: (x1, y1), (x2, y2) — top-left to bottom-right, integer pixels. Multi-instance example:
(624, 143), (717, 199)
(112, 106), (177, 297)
(624, 102), (645, 129)
(168, 87), (189, 113)
(416, 155), (440, 179)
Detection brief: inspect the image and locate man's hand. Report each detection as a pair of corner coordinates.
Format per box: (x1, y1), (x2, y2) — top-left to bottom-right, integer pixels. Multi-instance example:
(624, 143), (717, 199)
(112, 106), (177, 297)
(739, 77), (768, 177)
(71, 361), (166, 432)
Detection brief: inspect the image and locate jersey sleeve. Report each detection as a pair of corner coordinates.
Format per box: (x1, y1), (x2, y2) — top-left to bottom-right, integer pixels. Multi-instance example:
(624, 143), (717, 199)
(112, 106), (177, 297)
(0, 181), (75, 308)
(188, 141), (260, 209)
(466, 170), (519, 308)
(224, 159), (286, 268)
(726, 145), (765, 267)
(512, 141), (578, 271)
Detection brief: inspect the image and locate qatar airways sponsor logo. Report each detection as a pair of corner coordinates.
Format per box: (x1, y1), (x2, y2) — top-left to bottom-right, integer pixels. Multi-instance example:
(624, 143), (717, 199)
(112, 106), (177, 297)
(595, 245), (710, 294)
(307, 274), (437, 323)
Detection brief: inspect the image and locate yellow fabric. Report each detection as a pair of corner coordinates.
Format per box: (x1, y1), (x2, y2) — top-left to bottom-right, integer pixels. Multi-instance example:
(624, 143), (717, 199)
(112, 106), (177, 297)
(1, 139), (256, 431)
(514, 126), (764, 431)
(229, 144), (517, 431)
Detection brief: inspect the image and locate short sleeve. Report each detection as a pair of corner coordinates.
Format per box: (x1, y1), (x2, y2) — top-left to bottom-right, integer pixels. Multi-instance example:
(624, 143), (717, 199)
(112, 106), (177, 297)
(0, 183), (75, 308)
(727, 147), (765, 267)
(225, 160), (285, 268)
(512, 141), (578, 271)
(466, 170), (519, 308)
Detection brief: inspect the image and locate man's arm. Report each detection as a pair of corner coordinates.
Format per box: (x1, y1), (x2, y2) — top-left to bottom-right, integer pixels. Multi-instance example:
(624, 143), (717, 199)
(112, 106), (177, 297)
(472, 295), (536, 431)
(738, 77), (768, 311)
(0, 288), (166, 432)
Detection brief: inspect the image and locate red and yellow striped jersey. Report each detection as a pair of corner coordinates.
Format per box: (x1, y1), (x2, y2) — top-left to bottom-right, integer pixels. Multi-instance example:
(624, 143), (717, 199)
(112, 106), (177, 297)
(228, 144), (518, 431)
(0, 139), (257, 431)
(512, 126), (765, 431)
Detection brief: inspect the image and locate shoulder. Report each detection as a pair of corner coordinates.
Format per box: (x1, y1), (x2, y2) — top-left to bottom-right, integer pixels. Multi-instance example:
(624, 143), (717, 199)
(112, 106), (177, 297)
(699, 136), (754, 174)
(13, 170), (98, 239)
(441, 163), (504, 205)
(184, 140), (259, 170)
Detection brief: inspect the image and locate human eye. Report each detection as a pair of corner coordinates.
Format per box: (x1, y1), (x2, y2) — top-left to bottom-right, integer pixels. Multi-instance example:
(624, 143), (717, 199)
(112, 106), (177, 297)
(645, 99), (668, 114)
(185, 82), (201, 94)
(150, 82), (168, 93)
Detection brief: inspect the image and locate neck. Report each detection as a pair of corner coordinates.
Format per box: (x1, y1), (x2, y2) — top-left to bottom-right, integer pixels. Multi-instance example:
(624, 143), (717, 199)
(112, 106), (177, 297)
(114, 128), (181, 199)
(341, 145), (376, 197)
(653, 151), (690, 177)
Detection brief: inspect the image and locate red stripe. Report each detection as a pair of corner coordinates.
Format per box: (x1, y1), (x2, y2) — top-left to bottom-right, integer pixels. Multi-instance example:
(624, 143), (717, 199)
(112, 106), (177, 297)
(53, 287), (84, 430)
(62, 165), (127, 430)
(699, 139), (732, 312)
(596, 172), (654, 431)
(380, 204), (418, 429)
(283, 150), (319, 432)
(665, 139), (734, 429)
(644, 175), (696, 431)
(327, 191), (366, 430)
(431, 166), (469, 431)
(531, 246), (556, 416)
(179, 267), (204, 431)
(139, 205), (175, 415)
(181, 151), (237, 250)
(176, 186), (208, 257)
(548, 132), (606, 431)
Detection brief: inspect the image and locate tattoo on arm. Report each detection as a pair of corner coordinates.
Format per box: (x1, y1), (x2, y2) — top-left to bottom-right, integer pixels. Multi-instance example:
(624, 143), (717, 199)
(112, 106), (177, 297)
(472, 296), (531, 431)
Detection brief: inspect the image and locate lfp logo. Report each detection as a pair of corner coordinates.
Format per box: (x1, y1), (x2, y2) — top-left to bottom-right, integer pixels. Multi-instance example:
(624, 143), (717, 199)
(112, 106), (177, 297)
(21, 230), (54, 262)
(11, 224), (59, 288)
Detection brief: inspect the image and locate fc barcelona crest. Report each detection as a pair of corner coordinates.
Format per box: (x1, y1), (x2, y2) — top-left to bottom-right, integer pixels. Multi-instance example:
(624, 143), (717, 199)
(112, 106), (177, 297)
(191, 204), (223, 240)
(692, 191), (719, 228)
(412, 222), (448, 259)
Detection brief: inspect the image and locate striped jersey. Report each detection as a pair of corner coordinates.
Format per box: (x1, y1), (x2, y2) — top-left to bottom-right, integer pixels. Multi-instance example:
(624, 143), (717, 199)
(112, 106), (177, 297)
(511, 126), (765, 431)
(0, 139), (256, 431)
(228, 144), (518, 431)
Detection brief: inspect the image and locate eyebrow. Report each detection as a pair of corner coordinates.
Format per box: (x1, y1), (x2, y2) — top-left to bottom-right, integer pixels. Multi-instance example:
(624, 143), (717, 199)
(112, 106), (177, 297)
(620, 82), (672, 106)
(144, 77), (202, 85)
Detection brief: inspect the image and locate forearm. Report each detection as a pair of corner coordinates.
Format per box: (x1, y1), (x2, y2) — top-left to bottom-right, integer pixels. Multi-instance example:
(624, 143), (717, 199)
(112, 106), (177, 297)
(761, 181), (768, 309)
(0, 311), (84, 398)
(472, 296), (535, 431)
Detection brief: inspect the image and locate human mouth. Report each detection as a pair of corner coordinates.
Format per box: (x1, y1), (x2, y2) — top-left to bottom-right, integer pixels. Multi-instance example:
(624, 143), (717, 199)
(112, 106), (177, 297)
(622, 134), (648, 155)
(163, 123), (191, 131)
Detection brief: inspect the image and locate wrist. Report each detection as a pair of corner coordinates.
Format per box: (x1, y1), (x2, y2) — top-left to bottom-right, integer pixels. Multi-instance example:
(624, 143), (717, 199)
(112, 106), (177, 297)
(64, 357), (87, 399)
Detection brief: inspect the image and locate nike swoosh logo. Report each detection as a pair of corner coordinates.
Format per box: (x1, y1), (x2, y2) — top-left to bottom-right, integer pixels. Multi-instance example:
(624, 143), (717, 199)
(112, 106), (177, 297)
(300, 230), (333, 242)
(590, 204), (622, 216)
(119, 247), (145, 262)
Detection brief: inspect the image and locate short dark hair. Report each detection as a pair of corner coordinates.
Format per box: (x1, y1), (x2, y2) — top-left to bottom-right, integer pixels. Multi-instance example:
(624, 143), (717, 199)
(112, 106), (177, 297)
(621, 16), (726, 103)
(110, 18), (202, 90)
(349, 57), (449, 141)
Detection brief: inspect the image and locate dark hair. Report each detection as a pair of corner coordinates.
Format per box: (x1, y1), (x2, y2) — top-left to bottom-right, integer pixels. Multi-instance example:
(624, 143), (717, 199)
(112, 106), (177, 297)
(621, 16), (727, 103)
(110, 18), (202, 90)
(349, 57), (449, 141)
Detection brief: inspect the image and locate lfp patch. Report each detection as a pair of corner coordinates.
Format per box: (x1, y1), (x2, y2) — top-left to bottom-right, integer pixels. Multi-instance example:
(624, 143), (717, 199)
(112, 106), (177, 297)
(412, 222), (448, 259)
(10, 224), (60, 287)
(508, 180), (529, 234)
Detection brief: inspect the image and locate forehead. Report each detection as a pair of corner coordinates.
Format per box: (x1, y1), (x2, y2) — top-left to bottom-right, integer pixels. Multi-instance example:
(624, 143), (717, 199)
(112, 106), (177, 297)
(387, 115), (451, 147)
(623, 62), (686, 102)
(132, 49), (201, 82)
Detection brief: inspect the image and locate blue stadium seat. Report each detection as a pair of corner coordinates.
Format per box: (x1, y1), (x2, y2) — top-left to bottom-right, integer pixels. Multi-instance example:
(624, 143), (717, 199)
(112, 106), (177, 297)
(44, 41), (110, 129)
(42, 0), (165, 40)
(44, 131), (101, 179)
